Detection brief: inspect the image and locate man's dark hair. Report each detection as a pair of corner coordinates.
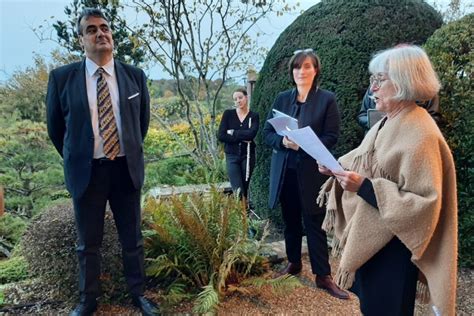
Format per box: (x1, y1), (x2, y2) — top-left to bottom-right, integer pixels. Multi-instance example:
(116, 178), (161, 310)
(76, 7), (108, 36)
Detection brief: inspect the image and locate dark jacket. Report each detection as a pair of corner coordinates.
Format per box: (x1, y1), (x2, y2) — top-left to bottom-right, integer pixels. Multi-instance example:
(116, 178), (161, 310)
(46, 59), (150, 199)
(217, 109), (259, 155)
(263, 87), (341, 212)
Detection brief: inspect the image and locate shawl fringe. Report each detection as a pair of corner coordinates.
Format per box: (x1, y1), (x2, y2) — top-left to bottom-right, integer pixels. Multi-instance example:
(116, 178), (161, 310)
(317, 178), (333, 207)
(322, 208), (334, 233)
(416, 280), (431, 304)
(334, 268), (355, 290)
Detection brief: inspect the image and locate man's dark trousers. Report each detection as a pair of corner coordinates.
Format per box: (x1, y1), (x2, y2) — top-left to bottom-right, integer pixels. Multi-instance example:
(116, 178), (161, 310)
(73, 157), (144, 300)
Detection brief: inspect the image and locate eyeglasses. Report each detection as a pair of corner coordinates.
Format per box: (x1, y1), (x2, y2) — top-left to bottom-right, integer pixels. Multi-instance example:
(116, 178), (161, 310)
(293, 48), (314, 55)
(369, 74), (389, 88)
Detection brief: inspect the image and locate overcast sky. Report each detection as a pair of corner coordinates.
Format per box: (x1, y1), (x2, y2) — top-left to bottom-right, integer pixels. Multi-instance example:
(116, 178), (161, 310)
(0, 0), (461, 83)
(0, 0), (321, 82)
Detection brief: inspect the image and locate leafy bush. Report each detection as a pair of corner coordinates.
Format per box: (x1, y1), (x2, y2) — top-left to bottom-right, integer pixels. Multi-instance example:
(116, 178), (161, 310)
(0, 120), (66, 218)
(144, 156), (211, 191)
(19, 203), (126, 302)
(251, 0), (442, 220)
(424, 13), (474, 267)
(143, 188), (297, 313)
(0, 256), (28, 284)
(0, 213), (27, 258)
(143, 119), (227, 190)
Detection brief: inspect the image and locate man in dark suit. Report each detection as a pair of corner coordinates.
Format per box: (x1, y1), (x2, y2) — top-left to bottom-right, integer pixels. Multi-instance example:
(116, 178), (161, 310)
(46, 8), (158, 316)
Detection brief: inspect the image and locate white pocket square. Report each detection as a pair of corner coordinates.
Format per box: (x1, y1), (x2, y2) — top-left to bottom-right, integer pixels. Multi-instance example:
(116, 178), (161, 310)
(128, 92), (140, 99)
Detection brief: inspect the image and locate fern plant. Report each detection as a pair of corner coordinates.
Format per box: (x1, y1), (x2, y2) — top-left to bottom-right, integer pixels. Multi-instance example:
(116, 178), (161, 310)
(143, 186), (291, 312)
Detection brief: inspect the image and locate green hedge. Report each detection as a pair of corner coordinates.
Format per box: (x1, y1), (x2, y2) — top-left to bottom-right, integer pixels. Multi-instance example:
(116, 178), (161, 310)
(19, 203), (125, 302)
(424, 13), (474, 268)
(251, 0), (442, 220)
(0, 256), (28, 284)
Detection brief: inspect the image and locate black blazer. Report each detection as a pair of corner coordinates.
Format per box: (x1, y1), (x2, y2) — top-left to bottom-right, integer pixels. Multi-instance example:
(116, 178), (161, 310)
(217, 109), (259, 155)
(46, 59), (150, 199)
(263, 87), (340, 213)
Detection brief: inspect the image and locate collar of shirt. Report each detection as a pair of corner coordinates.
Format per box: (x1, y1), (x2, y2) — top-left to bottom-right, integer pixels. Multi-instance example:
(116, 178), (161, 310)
(85, 57), (115, 78)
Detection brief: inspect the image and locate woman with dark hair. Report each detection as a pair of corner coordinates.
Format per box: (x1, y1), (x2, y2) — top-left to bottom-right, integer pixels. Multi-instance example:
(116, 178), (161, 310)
(263, 49), (348, 299)
(218, 88), (259, 206)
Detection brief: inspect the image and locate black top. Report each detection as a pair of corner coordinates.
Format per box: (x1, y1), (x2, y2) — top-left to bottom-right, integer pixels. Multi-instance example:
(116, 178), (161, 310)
(355, 117), (387, 209)
(263, 87), (341, 211)
(217, 109), (260, 155)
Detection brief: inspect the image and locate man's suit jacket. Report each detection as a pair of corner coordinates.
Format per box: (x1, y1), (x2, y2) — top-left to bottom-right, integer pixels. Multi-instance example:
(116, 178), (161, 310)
(263, 87), (340, 213)
(46, 59), (150, 199)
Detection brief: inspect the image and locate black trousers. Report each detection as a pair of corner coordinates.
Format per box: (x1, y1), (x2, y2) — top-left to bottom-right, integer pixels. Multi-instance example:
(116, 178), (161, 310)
(279, 168), (331, 276)
(350, 237), (419, 316)
(72, 157), (145, 300)
(225, 150), (255, 199)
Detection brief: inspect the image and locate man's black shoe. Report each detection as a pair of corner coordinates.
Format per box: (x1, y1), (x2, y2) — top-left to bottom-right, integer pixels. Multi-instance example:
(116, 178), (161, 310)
(69, 300), (97, 316)
(132, 296), (160, 316)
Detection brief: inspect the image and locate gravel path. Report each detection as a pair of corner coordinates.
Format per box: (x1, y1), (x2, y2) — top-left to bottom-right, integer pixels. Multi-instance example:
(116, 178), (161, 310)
(2, 255), (472, 315)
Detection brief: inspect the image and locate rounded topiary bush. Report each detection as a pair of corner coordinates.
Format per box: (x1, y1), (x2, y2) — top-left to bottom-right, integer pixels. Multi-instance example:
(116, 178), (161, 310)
(19, 202), (126, 302)
(251, 0), (442, 220)
(424, 13), (474, 268)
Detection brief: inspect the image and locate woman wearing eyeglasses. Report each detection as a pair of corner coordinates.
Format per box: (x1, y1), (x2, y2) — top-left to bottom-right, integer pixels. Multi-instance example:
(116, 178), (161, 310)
(218, 88), (259, 206)
(263, 49), (348, 299)
(318, 45), (457, 315)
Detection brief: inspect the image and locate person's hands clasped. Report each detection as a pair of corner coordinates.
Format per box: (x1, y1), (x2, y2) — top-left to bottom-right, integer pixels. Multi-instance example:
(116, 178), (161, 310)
(332, 170), (365, 192)
(282, 136), (299, 151)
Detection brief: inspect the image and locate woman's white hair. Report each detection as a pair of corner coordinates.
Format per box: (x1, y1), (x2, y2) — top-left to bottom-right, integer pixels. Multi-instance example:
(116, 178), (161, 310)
(368, 45), (440, 102)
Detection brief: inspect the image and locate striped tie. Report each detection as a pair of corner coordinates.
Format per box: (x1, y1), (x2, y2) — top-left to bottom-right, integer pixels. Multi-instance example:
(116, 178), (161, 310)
(97, 67), (120, 160)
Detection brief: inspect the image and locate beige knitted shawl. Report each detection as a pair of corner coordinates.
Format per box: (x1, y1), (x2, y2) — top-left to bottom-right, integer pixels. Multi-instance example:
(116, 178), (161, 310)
(318, 104), (458, 315)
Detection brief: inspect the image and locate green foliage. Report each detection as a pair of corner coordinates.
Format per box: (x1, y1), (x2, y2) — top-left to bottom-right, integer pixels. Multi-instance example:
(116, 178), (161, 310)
(49, 0), (144, 65)
(144, 157), (211, 192)
(0, 214), (27, 258)
(143, 122), (227, 190)
(251, 0), (443, 220)
(0, 120), (66, 218)
(242, 274), (302, 295)
(424, 13), (474, 267)
(0, 55), (50, 123)
(19, 203), (126, 302)
(143, 187), (272, 312)
(0, 256), (28, 284)
(126, 1), (297, 171)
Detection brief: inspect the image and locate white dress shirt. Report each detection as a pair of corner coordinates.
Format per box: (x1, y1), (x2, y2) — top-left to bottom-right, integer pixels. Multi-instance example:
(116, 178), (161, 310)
(85, 58), (124, 158)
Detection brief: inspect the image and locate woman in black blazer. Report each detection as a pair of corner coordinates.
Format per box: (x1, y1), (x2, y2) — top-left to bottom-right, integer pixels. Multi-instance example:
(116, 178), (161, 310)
(263, 49), (348, 300)
(218, 88), (259, 205)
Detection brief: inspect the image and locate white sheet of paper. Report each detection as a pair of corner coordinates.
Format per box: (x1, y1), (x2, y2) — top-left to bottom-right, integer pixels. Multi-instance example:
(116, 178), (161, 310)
(285, 126), (343, 172)
(272, 109), (292, 118)
(268, 109), (298, 136)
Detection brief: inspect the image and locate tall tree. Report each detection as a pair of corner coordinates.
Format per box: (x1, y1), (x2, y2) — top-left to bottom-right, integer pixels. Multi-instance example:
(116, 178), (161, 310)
(37, 0), (145, 65)
(0, 55), (50, 123)
(127, 0), (296, 170)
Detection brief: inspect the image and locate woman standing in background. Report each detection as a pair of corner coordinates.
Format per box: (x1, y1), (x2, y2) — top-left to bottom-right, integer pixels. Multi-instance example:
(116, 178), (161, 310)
(218, 88), (259, 207)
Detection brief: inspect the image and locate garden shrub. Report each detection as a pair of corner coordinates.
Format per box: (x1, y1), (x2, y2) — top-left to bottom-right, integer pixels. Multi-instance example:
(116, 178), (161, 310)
(0, 256), (28, 284)
(424, 13), (474, 268)
(143, 187), (299, 313)
(0, 120), (65, 218)
(251, 0), (443, 221)
(0, 213), (27, 258)
(19, 202), (126, 302)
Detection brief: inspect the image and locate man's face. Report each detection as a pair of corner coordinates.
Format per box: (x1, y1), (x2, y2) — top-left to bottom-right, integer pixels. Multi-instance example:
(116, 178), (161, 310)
(78, 16), (114, 58)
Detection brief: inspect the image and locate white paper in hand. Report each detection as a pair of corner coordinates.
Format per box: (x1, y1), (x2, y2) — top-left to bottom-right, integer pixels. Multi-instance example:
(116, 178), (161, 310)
(267, 109), (298, 136)
(285, 126), (343, 172)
